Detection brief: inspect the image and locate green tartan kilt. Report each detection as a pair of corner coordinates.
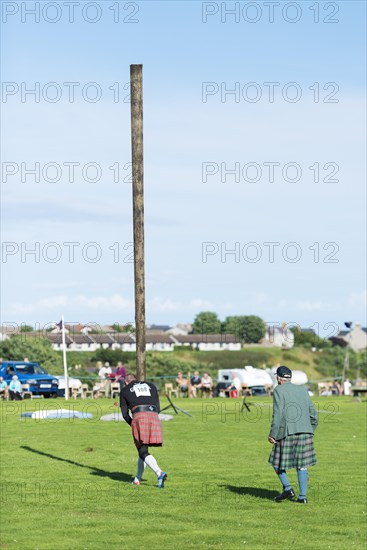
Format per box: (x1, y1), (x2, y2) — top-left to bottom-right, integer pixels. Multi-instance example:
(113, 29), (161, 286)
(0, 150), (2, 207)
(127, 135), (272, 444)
(269, 433), (317, 470)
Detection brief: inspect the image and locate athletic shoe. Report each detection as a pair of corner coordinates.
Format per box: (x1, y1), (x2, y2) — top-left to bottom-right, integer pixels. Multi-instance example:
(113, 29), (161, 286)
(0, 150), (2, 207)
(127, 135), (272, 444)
(274, 488), (295, 502)
(157, 472), (167, 489)
(131, 479), (140, 486)
(296, 498), (307, 504)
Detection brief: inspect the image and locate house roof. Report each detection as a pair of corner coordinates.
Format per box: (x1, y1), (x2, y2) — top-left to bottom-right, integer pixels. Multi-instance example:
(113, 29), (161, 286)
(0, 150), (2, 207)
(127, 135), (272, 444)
(175, 334), (240, 343)
(90, 334), (115, 344)
(71, 335), (95, 344)
(146, 325), (172, 334)
(145, 334), (176, 344)
(112, 334), (136, 344)
(329, 336), (348, 347)
(46, 334), (74, 345)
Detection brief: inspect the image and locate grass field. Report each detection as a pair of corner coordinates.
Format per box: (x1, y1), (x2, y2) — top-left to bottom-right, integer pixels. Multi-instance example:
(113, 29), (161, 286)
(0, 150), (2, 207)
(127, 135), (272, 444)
(1, 396), (366, 549)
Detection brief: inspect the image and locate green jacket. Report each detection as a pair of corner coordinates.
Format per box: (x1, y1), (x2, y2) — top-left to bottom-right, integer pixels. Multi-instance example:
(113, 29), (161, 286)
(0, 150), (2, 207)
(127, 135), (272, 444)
(269, 382), (318, 440)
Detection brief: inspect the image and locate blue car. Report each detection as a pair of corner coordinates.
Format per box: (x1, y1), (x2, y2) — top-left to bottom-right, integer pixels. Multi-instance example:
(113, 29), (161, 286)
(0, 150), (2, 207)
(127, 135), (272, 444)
(0, 361), (59, 397)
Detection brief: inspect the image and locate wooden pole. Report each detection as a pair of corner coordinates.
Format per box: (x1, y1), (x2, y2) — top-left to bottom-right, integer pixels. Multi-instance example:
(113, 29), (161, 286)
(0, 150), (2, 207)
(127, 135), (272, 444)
(130, 64), (146, 381)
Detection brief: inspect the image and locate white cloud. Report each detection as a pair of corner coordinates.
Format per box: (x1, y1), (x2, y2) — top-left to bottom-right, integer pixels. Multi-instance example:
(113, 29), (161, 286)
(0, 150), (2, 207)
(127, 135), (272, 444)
(9, 295), (68, 314)
(190, 298), (214, 310)
(7, 294), (134, 315)
(148, 297), (181, 312)
(74, 294), (133, 310)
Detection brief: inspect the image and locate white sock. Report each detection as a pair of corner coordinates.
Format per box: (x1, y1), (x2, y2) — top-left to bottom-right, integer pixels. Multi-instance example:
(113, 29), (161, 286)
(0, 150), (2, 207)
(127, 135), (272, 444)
(135, 458), (146, 481)
(144, 454), (162, 477)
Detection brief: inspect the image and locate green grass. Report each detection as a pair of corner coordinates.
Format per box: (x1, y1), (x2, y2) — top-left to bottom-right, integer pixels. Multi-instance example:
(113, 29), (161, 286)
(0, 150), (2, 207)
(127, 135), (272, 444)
(1, 396), (366, 549)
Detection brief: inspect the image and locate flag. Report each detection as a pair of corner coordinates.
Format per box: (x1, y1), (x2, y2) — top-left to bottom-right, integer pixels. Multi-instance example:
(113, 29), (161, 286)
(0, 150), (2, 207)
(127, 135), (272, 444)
(55, 320), (63, 330)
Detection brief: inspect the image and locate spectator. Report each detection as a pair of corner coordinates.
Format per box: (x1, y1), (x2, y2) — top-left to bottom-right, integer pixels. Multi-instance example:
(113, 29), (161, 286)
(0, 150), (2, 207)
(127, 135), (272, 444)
(201, 372), (213, 398)
(95, 361), (112, 396)
(9, 375), (23, 401)
(116, 361), (127, 389)
(176, 371), (188, 395)
(190, 371), (201, 398)
(229, 372), (241, 397)
(331, 380), (341, 396)
(99, 362), (112, 380)
(0, 377), (8, 400)
(343, 378), (352, 396)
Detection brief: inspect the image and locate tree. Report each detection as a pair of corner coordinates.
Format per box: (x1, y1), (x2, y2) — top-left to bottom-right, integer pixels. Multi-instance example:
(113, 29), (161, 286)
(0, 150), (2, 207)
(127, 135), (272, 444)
(110, 323), (135, 333)
(92, 348), (136, 366)
(243, 316), (266, 343)
(223, 316), (246, 340)
(192, 312), (222, 334)
(19, 325), (34, 332)
(290, 327), (329, 348)
(0, 335), (61, 372)
(223, 315), (266, 343)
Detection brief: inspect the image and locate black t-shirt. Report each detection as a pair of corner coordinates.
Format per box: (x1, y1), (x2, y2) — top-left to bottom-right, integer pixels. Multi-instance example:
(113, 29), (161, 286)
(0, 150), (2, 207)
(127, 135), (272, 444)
(120, 380), (160, 425)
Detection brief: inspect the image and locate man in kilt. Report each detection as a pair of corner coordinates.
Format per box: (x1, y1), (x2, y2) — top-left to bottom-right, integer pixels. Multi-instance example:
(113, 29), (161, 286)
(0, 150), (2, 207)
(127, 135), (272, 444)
(120, 373), (167, 488)
(268, 366), (318, 504)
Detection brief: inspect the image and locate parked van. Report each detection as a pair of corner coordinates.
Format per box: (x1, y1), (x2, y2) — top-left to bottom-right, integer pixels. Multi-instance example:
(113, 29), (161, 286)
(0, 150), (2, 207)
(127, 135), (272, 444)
(217, 366), (273, 396)
(217, 366), (308, 396)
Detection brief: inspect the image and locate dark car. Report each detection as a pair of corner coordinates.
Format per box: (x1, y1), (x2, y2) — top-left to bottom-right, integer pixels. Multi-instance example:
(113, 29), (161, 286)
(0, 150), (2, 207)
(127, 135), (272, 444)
(0, 361), (59, 397)
(250, 385), (268, 396)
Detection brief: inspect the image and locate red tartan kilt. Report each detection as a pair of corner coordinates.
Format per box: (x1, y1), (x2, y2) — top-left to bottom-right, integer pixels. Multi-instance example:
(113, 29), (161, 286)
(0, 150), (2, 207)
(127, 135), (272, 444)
(131, 412), (163, 448)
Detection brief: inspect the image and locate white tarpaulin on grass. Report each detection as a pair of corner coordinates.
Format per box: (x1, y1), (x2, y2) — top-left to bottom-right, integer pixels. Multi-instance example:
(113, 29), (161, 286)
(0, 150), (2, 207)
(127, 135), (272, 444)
(21, 409), (93, 419)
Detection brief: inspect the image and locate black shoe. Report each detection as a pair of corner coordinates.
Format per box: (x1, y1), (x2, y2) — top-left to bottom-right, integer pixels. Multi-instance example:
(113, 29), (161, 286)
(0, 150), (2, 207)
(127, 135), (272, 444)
(274, 489), (295, 502)
(296, 498), (307, 504)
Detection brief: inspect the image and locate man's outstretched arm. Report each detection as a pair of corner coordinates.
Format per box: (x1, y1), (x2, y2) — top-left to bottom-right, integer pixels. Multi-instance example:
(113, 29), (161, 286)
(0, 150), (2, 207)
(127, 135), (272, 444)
(120, 394), (132, 425)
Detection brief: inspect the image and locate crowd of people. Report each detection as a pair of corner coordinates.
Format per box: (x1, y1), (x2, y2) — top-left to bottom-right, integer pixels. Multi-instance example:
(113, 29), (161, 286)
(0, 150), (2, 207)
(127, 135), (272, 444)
(175, 371), (214, 398)
(319, 378), (352, 397)
(0, 358), (358, 402)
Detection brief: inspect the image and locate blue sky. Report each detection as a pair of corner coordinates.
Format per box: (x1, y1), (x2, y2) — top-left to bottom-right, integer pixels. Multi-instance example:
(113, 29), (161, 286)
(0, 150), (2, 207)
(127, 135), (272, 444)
(1, 1), (366, 335)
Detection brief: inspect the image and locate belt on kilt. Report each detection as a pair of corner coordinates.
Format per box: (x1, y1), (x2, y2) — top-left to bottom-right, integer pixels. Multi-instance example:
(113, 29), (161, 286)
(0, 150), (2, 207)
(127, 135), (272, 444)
(132, 405), (158, 415)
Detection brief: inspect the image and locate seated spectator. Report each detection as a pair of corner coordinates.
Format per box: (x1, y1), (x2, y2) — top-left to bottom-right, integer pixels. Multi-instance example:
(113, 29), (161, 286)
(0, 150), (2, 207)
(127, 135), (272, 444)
(201, 372), (213, 398)
(190, 371), (201, 398)
(176, 371), (188, 395)
(99, 362), (112, 389)
(99, 362), (112, 379)
(331, 379), (341, 396)
(228, 373), (241, 397)
(9, 375), (23, 401)
(0, 377), (8, 400)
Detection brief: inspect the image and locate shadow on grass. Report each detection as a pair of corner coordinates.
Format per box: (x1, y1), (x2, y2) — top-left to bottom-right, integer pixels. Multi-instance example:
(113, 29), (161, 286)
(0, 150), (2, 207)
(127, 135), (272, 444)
(20, 445), (132, 482)
(221, 484), (279, 500)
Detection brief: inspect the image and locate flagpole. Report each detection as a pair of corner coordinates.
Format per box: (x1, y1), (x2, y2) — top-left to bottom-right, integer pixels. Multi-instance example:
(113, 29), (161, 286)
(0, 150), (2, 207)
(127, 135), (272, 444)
(61, 315), (69, 400)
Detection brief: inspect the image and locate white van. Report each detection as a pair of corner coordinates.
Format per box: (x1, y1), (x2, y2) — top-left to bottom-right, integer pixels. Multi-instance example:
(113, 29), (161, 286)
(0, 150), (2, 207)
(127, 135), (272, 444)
(217, 366), (308, 396)
(217, 366), (273, 396)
